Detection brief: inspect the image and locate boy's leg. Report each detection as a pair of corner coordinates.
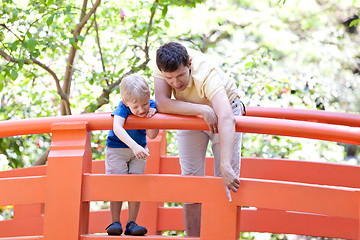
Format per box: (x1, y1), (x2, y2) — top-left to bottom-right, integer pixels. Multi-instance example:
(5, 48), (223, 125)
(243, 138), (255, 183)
(126, 157), (148, 235)
(127, 150), (147, 224)
(105, 147), (132, 235)
(128, 201), (140, 222)
(110, 201), (123, 222)
(177, 130), (209, 237)
(106, 147), (130, 223)
(107, 202), (123, 235)
(125, 200), (147, 236)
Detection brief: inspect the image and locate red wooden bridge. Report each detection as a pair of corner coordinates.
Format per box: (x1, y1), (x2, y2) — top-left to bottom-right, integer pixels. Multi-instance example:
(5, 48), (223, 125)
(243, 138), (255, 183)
(0, 107), (359, 240)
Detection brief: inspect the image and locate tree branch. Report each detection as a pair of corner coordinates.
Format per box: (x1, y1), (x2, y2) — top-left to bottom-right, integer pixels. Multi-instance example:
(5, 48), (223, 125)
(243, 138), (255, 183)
(82, 68), (137, 113)
(82, 52), (152, 113)
(0, 23), (21, 40)
(94, 11), (106, 72)
(82, 77), (122, 113)
(144, 0), (159, 60)
(83, 0), (156, 113)
(0, 49), (71, 107)
(32, 149), (50, 166)
(201, 31), (231, 53)
(61, 0), (101, 115)
(73, 0), (101, 38)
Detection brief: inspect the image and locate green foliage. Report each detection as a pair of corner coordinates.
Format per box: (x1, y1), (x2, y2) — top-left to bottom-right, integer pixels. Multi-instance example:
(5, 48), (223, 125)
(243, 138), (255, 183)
(91, 130), (108, 161)
(242, 135), (302, 159)
(0, 205), (13, 220)
(0, 134), (50, 169)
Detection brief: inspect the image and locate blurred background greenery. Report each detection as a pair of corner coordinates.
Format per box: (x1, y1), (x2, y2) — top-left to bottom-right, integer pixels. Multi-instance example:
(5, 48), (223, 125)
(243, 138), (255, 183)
(1, 0), (359, 239)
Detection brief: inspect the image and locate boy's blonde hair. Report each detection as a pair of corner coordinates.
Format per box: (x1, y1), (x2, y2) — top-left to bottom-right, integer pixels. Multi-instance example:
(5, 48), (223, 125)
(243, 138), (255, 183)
(120, 74), (150, 102)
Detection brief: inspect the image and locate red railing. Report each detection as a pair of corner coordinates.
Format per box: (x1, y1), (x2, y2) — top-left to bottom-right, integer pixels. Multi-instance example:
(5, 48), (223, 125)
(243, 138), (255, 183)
(0, 107), (359, 240)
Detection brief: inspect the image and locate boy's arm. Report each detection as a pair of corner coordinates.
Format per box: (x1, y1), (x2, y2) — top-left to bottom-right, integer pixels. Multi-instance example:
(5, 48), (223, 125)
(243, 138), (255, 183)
(154, 77), (218, 133)
(113, 115), (149, 159)
(146, 129), (159, 139)
(211, 89), (239, 202)
(146, 108), (159, 139)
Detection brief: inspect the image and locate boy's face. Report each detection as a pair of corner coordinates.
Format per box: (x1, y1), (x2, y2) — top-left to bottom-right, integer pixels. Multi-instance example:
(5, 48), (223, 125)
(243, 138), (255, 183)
(124, 98), (150, 117)
(161, 63), (190, 91)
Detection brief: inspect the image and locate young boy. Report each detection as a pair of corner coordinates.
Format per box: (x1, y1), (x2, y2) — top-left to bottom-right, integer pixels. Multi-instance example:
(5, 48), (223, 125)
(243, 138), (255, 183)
(105, 73), (159, 236)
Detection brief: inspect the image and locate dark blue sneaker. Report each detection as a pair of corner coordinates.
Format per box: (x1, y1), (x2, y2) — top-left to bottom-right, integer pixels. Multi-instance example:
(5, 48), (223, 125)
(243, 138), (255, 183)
(105, 221), (123, 235)
(124, 221), (147, 236)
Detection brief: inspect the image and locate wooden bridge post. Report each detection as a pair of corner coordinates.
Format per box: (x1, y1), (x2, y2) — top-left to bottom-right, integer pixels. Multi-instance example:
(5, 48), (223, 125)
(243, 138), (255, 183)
(200, 202), (239, 240)
(43, 121), (92, 240)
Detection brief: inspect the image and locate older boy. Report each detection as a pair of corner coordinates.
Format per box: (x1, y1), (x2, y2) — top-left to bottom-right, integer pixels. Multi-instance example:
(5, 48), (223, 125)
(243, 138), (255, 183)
(105, 74), (159, 236)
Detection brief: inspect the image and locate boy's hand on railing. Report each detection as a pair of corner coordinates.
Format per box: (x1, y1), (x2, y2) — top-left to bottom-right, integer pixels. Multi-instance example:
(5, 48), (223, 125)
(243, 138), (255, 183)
(146, 108), (157, 118)
(220, 164), (240, 202)
(131, 144), (150, 159)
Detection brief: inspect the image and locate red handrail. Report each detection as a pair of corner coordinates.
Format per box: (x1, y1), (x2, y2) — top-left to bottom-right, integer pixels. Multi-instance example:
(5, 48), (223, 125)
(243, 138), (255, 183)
(0, 112), (359, 145)
(247, 106), (360, 127)
(1, 106), (360, 136)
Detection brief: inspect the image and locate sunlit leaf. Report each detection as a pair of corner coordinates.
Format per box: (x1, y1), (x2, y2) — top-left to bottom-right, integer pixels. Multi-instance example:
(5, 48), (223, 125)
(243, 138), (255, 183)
(47, 15), (54, 26)
(27, 38), (36, 51)
(65, 5), (71, 14)
(349, 19), (359, 28)
(161, 5), (168, 17)
(76, 35), (84, 42)
(9, 42), (18, 51)
(245, 62), (254, 69)
(138, 27), (146, 35)
(18, 60), (24, 69)
(10, 70), (18, 80)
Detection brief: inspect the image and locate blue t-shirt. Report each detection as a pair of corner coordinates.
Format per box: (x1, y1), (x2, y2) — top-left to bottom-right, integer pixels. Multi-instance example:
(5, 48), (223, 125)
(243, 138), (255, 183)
(106, 99), (156, 148)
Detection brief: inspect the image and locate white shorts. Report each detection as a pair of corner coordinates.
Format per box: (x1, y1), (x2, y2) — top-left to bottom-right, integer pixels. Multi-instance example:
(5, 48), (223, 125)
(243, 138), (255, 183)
(105, 147), (147, 174)
(177, 98), (243, 177)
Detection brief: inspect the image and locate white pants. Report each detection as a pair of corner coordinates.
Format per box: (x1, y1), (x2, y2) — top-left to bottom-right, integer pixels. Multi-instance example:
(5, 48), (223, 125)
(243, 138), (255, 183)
(177, 98), (243, 177)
